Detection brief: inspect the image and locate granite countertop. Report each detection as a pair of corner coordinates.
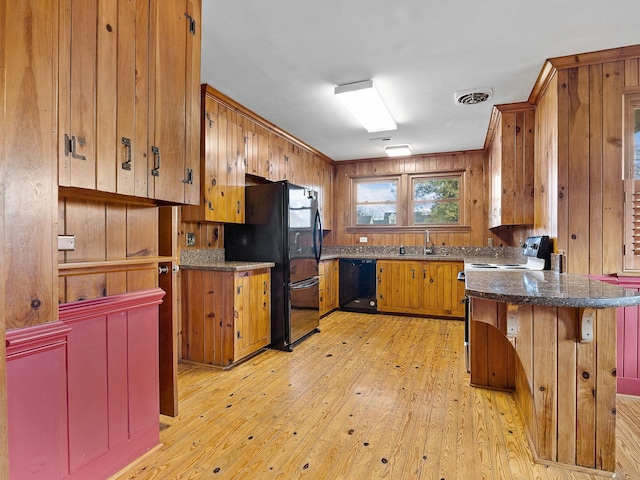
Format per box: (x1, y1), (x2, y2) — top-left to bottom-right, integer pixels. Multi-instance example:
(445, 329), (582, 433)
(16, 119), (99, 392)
(465, 270), (640, 308)
(180, 261), (275, 272)
(321, 253), (465, 261)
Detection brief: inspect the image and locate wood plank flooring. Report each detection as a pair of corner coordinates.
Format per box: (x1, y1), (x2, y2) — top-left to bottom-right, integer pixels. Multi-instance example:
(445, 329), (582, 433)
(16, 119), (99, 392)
(114, 311), (640, 480)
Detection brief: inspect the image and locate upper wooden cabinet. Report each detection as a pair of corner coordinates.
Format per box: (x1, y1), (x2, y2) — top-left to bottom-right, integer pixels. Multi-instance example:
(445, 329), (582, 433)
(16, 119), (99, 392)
(183, 89), (246, 223)
(148, 0), (201, 205)
(58, 0), (201, 205)
(487, 104), (535, 229)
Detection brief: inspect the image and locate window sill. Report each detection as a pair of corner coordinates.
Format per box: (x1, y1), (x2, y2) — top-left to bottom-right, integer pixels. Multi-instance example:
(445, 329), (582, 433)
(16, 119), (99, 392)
(346, 225), (470, 234)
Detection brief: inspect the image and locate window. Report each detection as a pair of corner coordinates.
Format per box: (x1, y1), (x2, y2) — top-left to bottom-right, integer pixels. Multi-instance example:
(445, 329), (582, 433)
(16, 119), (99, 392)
(623, 92), (640, 271)
(354, 178), (398, 225)
(351, 172), (465, 228)
(412, 175), (461, 225)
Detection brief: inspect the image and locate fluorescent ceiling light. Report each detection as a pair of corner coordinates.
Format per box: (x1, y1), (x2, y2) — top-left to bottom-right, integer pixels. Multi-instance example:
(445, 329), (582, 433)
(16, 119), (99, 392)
(335, 80), (397, 133)
(384, 144), (412, 157)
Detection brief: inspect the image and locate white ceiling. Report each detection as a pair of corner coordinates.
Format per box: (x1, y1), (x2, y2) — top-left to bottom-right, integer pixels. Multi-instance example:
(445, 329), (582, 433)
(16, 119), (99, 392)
(201, 1), (640, 161)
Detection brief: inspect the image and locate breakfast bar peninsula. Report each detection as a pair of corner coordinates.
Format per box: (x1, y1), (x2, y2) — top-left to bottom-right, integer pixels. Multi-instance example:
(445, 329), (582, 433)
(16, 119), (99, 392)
(465, 269), (640, 475)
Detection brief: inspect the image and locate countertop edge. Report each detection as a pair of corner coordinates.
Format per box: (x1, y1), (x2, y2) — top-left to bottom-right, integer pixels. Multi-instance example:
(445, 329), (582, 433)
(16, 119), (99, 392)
(180, 261), (275, 272)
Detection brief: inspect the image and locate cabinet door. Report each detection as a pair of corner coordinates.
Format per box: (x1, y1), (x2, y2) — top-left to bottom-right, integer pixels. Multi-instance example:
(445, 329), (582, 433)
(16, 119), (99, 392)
(377, 260), (422, 314)
(226, 120), (245, 223)
(149, 0), (201, 204)
(59, 0), (98, 189)
(422, 261), (465, 317)
(234, 271), (270, 361)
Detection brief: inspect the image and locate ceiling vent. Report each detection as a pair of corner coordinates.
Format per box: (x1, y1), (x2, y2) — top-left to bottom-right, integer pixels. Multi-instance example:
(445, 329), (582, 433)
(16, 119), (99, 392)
(454, 89), (492, 106)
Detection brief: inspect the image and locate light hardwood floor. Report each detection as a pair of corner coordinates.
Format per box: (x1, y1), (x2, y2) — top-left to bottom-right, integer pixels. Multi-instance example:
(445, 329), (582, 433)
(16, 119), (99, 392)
(114, 311), (640, 480)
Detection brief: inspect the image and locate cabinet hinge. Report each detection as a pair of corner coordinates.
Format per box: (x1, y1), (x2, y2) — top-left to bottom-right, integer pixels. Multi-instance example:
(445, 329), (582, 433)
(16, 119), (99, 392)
(184, 13), (196, 35)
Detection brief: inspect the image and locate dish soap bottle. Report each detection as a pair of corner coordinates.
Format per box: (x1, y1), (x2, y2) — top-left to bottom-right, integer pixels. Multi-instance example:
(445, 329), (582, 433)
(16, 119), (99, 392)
(399, 244), (405, 255)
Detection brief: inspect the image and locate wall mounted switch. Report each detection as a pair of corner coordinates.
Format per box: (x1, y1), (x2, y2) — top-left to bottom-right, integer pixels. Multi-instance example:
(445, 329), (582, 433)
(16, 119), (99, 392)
(186, 232), (196, 246)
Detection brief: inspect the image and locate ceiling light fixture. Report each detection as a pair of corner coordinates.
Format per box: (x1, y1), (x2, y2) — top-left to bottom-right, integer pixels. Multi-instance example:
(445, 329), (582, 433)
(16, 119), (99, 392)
(335, 80), (397, 133)
(384, 144), (412, 157)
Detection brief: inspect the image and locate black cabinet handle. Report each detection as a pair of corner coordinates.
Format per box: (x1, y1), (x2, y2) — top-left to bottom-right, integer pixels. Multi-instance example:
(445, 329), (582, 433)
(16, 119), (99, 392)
(151, 146), (161, 176)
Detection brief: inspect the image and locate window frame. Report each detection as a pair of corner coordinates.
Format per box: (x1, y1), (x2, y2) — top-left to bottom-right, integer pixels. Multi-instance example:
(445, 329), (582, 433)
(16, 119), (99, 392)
(410, 172), (464, 227)
(348, 171), (467, 231)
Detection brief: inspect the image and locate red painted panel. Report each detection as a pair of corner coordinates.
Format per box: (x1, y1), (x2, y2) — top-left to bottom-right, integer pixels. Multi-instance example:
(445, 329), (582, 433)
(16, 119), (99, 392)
(65, 314), (110, 473)
(107, 311), (130, 448)
(127, 306), (160, 437)
(6, 323), (70, 480)
(614, 277), (640, 396)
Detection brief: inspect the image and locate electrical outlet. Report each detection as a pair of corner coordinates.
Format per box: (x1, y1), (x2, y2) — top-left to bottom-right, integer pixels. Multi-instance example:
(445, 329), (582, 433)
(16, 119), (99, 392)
(58, 235), (76, 251)
(186, 232), (196, 246)
(359, 236), (368, 243)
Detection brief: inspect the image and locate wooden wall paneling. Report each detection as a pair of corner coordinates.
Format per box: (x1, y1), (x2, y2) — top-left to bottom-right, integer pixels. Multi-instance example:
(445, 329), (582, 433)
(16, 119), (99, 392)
(567, 66), (591, 274)
(588, 64), (604, 275)
(3, 0), (59, 329)
(624, 58), (639, 87)
(182, 269), (205, 362)
(575, 307), (596, 468)
(106, 204), (128, 295)
(513, 305), (534, 442)
(601, 61), (624, 274)
(555, 71), (569, 261)
(556, 307), (577, 465)
(595, 308), (617, 472)
(531, 306), (557, 462)
(126, 206), (158, 258)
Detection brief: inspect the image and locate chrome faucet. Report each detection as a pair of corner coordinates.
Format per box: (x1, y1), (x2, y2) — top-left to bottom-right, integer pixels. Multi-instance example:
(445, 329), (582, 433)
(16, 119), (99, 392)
(424, 230), (433, 255)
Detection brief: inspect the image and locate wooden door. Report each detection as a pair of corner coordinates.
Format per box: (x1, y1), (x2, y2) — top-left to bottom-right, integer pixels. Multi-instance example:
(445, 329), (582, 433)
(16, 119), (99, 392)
(149, 0), (201, 204)
(234, 271), (270, 361)
(227, 119), (245, 223)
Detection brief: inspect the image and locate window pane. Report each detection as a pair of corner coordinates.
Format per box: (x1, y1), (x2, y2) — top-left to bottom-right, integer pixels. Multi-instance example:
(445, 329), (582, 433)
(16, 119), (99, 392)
(357, 180), (397, 202)
(414, 178), (459, 200)
(355, 179), (398, 225)
(414, 202), (459, 224)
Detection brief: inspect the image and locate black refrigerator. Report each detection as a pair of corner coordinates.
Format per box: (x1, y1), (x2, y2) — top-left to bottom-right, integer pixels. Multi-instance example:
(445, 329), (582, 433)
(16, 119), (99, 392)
(225, 181), (322, 351)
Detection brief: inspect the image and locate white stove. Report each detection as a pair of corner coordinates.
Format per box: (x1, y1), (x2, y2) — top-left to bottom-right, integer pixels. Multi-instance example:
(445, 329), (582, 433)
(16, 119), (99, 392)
(465, 256), (546, 271)
(465, 236), (552, 272)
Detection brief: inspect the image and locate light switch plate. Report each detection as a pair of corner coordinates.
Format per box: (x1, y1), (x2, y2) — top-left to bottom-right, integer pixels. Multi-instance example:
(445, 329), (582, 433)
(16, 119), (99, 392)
(58, 235), (76, 251)
(359, 237), (368, 243)
(186, 232), (196, 246)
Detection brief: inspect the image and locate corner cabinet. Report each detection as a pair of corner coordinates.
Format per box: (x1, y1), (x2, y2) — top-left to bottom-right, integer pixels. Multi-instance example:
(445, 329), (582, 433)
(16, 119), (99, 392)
(181, 267), (271, 368)
(58, 0), (201, 205)
(487, 104), (535, 228)
(377, 259), (464, 318)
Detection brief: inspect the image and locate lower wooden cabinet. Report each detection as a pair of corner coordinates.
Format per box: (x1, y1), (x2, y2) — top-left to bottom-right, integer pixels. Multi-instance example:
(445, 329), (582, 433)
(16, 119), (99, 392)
(182, 267), (271, 368)
(377, 259), (464, 318)
(319, 259), (339, 317)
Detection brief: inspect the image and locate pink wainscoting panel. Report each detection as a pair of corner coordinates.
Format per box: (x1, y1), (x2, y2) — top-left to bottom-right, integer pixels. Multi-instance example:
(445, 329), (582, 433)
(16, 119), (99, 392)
(64, 313), (110, 473)
(107, 311), (131, 449)
(617, 277), (640, 396)
(59, 288), (165, 480)
(6, 322), (71, 480)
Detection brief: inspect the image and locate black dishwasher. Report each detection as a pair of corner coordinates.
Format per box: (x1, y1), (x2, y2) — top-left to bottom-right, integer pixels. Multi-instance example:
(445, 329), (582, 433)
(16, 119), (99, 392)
(339, 258), (377, 313)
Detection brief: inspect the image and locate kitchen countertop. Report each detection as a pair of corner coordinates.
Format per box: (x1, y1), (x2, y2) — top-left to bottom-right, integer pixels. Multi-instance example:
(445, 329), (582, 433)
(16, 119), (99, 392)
(180, 261), (275, 272)
(464, 269), (640, 308)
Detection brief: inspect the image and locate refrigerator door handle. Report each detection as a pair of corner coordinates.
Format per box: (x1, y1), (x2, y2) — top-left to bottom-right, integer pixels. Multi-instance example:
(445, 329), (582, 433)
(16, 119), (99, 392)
(313, 209), (322, 263)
